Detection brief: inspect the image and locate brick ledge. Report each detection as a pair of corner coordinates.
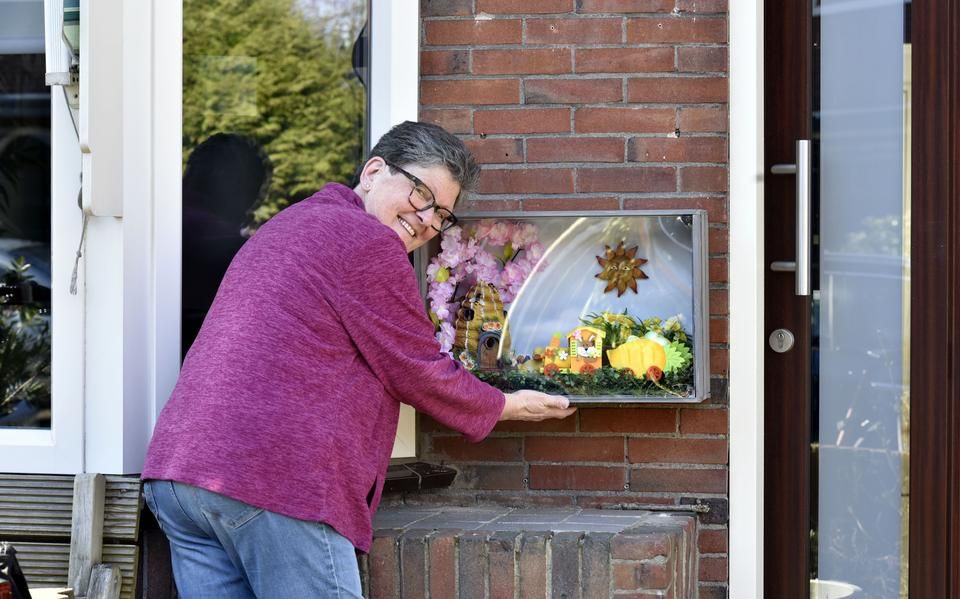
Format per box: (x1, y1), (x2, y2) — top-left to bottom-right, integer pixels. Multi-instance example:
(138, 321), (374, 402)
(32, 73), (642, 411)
(361, 507), (698, 598)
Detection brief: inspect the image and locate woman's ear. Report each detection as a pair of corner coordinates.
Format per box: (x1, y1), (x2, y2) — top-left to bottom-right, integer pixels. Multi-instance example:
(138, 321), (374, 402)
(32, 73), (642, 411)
(358, 156), (387, 191)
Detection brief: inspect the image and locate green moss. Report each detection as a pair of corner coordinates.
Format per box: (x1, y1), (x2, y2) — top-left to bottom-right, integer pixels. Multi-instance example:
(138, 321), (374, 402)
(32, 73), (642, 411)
(473, 366), (692, 398)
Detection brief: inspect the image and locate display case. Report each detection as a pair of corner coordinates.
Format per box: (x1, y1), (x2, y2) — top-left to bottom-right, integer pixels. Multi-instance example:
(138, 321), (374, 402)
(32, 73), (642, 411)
(417, 211), (710, 405)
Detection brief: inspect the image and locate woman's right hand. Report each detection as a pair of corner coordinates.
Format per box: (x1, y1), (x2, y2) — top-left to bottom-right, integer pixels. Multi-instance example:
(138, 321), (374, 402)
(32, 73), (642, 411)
(499, 390), (576, 422)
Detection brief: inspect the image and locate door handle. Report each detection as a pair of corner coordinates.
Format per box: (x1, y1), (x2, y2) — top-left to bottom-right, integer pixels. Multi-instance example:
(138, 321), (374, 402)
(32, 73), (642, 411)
(769, 139), (811, 296)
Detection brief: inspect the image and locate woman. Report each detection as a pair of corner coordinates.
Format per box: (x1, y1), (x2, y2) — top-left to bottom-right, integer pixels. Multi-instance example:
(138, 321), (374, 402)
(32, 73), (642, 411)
(141, 121), (575, 598)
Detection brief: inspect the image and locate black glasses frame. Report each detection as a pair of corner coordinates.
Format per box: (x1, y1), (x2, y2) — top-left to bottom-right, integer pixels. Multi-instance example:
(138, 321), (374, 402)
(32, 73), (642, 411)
(382, 159), (459, 233)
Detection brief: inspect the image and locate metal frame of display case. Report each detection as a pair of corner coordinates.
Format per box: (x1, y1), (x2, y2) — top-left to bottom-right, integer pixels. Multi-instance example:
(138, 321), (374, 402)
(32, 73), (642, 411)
(415, 210), (710, 405)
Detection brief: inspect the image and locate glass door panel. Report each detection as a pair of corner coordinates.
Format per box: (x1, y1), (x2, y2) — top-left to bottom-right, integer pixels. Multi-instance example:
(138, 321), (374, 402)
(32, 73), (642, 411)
(813, 1), (910, 596)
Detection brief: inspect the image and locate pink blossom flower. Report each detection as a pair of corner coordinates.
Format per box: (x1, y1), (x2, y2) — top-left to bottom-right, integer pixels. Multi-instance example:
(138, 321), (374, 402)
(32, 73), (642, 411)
(512, 223), (539, 247)
(436, 321), (456, 355)
(468, 250), (500, 284)
(526, 241), (545, 263)
(487, 222), (512, 245)
(473, 220), (495, 239)
(426, 219), (547, 340)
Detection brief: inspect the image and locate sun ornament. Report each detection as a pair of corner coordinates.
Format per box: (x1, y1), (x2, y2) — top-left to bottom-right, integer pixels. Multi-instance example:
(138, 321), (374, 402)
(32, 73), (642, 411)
(595, 241), (648, 297)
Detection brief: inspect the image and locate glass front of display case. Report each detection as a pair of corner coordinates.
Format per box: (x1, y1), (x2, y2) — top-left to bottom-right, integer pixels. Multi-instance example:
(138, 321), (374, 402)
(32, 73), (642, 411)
(418, 211), (710, 404)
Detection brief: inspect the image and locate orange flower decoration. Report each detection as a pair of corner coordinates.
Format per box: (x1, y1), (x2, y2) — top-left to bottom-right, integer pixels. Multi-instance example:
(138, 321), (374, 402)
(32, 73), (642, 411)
(646, 365), (663, 382)
(579, 364), (597, 375)
(543, 364), (560, 377)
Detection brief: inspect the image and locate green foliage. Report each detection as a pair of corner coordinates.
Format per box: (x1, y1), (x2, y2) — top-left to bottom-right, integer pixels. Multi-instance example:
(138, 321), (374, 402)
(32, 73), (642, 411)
(183, 0), (365, 224)
(1, 256), (34, 285)
(633, 315), (689, 345)
(474, 366), (693, 398)
(582, 310), (635, 349)
(582, 310), (692, 350)
(0, 259), (50, 422)
(664, 341), (692, 374)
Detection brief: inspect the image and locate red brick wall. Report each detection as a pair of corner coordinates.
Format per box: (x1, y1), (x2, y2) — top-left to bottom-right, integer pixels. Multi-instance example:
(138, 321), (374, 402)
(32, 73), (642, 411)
(412, 1), (729, 596)
(361, 515), (698, 598)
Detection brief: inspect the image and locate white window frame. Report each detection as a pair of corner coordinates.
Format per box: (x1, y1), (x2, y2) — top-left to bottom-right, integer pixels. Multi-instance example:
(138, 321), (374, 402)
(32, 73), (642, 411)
(729, 0), (765, 595)
(367, 0), (421, 459)
(0, 0), (84, 474)
(1, 0), (420, 474)
(2, 0), (182, 475)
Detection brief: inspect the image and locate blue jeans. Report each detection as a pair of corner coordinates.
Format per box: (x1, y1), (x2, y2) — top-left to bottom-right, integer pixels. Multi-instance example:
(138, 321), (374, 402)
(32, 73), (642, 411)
(143, 480), (362, 599)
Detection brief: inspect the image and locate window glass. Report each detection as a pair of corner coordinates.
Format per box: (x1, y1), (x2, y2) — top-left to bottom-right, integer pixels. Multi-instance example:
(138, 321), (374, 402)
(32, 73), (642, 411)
(182, 0), (368, 356)
(0, 2), (51, 429)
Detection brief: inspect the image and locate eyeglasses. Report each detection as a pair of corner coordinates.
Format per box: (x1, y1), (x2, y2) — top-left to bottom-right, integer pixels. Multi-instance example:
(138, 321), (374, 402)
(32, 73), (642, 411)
(382, 159), (458, 233)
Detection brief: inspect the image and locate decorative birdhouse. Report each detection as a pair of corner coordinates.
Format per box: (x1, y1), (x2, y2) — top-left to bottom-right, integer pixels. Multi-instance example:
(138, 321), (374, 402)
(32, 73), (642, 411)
(453, 282), (510, 370)
(567, 326), (605, 374)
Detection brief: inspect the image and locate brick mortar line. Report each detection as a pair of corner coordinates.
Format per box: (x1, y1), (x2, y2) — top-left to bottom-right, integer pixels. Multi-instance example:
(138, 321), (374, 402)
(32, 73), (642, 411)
(454, 439), (730, 447)
(433, 459), (726, 466)
(511, 531), (522, 599)
(422, 531), (432, 599)
(405, 496), (721, 505)
(458, 130), (724, 140)
(420, 14), (729, 19)
(475, 161), (729, 167)
(453, 533), (461, 598)
(421, 43), (730, 49)
(464, 192), (729, 197)
(537, 461), (729, 467)
(471, 163), (726, 169)
(424, 101), (730, 108)
(442, 103), (730, 109)
(513, 75), (726, 81)
(421, 74), (729, 81)
(431, 460), (729, 469)
(630, 464), (728, 470)
(545, 535), (553, 598)
(573, 532), (586, 599)
(488, 430), (730, 436)
(431, 433), (729, 440)
(465, 133), (730, 139)
(485, 535), (491, 599)
(422, 432), (726, 436)
(399, 490), (727, 500)
(610, 557), (671, 565)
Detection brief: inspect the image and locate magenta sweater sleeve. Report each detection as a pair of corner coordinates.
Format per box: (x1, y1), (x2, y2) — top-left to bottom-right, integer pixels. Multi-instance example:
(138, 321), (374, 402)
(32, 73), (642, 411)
(334, 230), (505, 442)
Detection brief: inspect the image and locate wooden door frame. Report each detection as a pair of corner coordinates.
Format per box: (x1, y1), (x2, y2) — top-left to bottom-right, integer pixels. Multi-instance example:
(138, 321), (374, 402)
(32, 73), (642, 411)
(909, 0), (960, 595)
(764, 0), (960, 595)
(763, 0), (812, 596)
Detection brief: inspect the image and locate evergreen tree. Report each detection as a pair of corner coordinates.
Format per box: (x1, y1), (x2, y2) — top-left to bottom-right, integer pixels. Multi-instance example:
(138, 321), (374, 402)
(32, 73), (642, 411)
(183, 0), (365, 224)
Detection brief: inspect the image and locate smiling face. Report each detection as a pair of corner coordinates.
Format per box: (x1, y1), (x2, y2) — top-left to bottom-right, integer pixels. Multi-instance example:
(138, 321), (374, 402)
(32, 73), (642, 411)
(355, 156), (461, 253)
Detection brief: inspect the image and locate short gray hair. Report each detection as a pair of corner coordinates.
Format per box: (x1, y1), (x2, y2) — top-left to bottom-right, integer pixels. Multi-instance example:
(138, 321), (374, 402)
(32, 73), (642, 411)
(368, 121), (481, 201)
